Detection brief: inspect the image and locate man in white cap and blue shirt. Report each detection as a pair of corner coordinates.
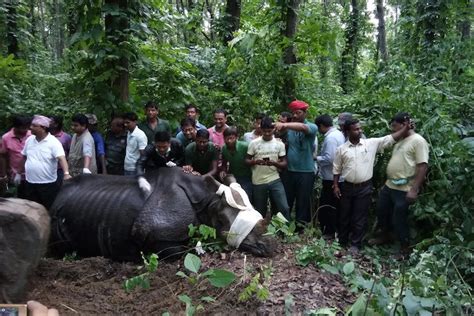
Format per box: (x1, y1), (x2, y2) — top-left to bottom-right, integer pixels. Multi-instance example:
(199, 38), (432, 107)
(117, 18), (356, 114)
(18, 115), (71, 210)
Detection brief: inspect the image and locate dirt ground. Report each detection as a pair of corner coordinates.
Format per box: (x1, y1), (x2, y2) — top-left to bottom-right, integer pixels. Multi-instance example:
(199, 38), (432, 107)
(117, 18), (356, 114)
(25, 242), (355, 315)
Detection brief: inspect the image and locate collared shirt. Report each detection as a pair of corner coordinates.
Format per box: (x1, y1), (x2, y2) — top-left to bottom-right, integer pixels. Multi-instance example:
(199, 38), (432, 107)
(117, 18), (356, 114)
(176, 131), (194, 148)
(287, 120), (318, 172)
(385, 133), (429, 192)
(53, 130), (72, 156)
(105, 131), (127, 175)
(208, 125), (228, 148)
(333, 135), (395, 184)
(184, 142), (218, 175)
(91, 131), (105, 156)
(138, 119), (171, 145)
(21, 133), (65, 183)
(176, 121), (206, 134)
(136, 139), (184, 176)
(317, 127), (345, 181)
(0, 128), (32, 178)
(125, 127), (148, 171)
(243, 131), (261, 143)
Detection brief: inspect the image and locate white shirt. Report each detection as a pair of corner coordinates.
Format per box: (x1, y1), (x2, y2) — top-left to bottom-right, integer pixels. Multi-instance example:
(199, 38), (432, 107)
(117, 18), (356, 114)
(22, 133), (66, 183)
(243, 131), (260, 143)
(125, 127), (148, 171)
(333, 135), (395, 183)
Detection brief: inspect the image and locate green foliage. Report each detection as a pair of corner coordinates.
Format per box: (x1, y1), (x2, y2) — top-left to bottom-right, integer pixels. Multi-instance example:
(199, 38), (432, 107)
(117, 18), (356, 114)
(187, 223), (225, 253)
(177, 253), (236, 288)
(238, 265), (272, 302)
(123, 252), (159, 293)
(296, 238), (343, 274)
(62, 251), (78, 262)
(176, 253), (236, 315)
(266, 212), (297, 241)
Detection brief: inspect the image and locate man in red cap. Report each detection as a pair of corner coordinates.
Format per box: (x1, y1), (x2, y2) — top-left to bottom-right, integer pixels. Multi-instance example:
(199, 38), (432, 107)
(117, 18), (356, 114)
(274, 100), (318, 225)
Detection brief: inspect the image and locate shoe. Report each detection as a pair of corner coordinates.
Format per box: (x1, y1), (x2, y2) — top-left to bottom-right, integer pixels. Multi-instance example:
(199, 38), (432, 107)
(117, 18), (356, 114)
(348, 246), (360, 256)
(368, 233), (392, 246)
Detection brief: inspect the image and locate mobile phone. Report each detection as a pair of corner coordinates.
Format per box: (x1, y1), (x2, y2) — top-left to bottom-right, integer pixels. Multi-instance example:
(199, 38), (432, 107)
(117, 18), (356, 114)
(0, 305), (27, 316)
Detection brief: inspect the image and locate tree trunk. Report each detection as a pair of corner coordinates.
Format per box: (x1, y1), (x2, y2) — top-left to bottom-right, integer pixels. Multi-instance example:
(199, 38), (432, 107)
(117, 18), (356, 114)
(54, 0), (64, 58)
(458, 0), (471, 41)
(282, 0), (300, 107)
(67, 1), (77, 37)
(105, 0), (129, 103)
(28, 0), (36, 37)
(340, 0), (359, 94)
(376, 0), (388, 62)
(223, 0), (241, 44)
(6, 0), (19, 57)
(38, 0), (49, 49)
(205, 0), (215, 41)
(318, 0), (329, 79)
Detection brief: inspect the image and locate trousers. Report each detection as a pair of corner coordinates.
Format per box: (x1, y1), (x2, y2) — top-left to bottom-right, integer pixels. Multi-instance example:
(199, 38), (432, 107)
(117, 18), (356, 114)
(339, 181), (372, 248)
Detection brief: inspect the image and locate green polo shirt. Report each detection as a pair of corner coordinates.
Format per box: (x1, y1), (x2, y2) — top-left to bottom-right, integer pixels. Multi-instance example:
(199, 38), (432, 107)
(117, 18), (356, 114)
(185, 142), (218, 175)
(222, 141), (252, 178)
(138, 119), (171, 144)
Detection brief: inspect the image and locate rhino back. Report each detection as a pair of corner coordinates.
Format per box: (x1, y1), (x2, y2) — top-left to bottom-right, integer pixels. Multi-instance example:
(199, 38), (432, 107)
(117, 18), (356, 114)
(51, 175), (145, 261)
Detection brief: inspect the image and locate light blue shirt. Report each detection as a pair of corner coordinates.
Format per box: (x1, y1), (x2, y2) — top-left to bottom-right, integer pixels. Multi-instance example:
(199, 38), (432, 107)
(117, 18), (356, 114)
(317, 127), (345, 181)
(124, 127), (148, 171)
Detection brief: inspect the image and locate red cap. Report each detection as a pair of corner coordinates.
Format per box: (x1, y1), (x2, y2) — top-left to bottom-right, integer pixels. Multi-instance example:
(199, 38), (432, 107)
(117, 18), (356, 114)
(288, 100), (309, 111)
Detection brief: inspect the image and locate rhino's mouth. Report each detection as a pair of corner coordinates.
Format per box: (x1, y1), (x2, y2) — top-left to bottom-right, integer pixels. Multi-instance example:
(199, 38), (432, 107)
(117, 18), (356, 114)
(239, 236), (276, 257)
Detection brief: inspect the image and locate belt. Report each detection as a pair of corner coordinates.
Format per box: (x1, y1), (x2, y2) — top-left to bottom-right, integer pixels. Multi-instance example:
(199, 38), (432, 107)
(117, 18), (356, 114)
(344, 179), (372, 187)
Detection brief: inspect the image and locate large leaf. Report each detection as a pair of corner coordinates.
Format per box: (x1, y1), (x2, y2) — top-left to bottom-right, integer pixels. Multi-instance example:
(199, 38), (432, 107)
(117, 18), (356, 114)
(205, 269), (236, 288)
(343, 261), (355, 275)
(184, 253), (201, 273)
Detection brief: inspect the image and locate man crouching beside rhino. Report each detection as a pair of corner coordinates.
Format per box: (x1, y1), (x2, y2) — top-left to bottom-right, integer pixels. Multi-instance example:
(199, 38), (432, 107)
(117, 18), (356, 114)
(49, 167), (276, 261)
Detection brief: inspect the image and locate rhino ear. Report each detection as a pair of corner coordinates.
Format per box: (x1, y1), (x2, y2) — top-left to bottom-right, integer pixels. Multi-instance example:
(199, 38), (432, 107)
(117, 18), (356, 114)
(222, 174), (237, 186)
(203, 175), (222, 193)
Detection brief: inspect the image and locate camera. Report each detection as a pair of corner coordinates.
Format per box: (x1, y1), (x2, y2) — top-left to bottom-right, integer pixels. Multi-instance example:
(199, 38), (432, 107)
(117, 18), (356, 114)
(0, 305), (27, 316)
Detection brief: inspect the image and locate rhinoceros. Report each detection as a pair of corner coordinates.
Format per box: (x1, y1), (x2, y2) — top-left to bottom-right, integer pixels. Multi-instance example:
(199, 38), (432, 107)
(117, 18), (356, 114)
(50, 168), (275, 261)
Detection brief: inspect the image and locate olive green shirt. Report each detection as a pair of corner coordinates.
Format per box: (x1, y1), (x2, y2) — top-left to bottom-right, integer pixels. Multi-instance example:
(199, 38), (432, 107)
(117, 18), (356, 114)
(222, 141), (252, 178)
(138, 119), (171, 145)
(185, 142), (218, 175)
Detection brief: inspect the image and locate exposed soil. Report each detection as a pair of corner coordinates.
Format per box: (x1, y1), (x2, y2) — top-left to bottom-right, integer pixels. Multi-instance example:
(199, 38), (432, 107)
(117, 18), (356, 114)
(25, 242), (356, 315)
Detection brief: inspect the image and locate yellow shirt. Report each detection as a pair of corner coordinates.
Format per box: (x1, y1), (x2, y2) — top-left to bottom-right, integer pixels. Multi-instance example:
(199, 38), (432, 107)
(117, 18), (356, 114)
(333, 135), (395, 184)
(247, 137), (286, 185)
(385, 133), (429, 192)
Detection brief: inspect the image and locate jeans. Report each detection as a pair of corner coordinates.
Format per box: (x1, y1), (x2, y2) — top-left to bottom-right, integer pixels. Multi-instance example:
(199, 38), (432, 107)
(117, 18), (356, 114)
(318, 180), (342, 237)
(253, 179), (289, 220)
(124, 170), (137, 176)
(339, 181), (372, 248)
(235, 176), (253, 203)
(376, 185), (410, 244)
(283, 171), (315, 223)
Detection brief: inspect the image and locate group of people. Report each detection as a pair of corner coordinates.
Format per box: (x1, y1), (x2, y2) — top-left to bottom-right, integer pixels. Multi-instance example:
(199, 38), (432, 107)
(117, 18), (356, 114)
(0, 99), (429, 255)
